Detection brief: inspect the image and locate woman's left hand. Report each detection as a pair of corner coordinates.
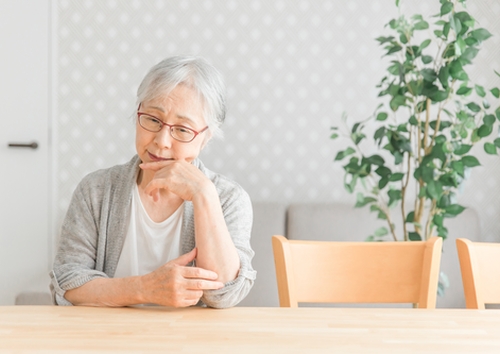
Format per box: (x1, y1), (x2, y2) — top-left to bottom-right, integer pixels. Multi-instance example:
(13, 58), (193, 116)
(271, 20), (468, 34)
(139, 160), (212, 202)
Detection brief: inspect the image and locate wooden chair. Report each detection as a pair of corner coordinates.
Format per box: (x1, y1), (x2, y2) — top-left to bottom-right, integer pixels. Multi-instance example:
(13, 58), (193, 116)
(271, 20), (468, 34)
(456, 238), (500, 309)
(272, 235), (442, 308)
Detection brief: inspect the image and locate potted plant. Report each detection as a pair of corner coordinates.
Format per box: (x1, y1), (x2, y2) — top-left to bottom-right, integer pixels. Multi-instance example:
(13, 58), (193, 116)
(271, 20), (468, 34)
(331, 0), (500, 246)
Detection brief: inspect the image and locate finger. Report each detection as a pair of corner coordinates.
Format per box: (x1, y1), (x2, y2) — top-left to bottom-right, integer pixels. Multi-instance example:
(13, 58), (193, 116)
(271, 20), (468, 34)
(185, 279), (224, 290)
(182, 265), (219, 280)
(152, 188), (160, 202)
(139, 161), (174, 171)
(170, 248), (198, 266)
(144, 179), (169, 198)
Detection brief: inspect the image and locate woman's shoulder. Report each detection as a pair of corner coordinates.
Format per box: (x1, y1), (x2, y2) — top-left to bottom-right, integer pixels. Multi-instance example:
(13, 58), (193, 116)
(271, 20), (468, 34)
(78, 155), (140, 191)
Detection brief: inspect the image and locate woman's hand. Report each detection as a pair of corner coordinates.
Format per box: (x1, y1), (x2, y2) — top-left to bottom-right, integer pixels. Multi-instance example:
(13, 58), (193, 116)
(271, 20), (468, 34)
(139, 160), (212, 202)
(140, 248), (224, 307)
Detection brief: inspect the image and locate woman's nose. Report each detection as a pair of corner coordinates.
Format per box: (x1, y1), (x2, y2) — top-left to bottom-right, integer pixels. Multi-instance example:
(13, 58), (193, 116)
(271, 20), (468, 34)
(154, 126), (173, 148)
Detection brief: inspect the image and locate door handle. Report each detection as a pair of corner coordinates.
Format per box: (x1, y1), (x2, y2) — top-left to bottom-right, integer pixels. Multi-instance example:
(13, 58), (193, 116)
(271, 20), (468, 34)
(8, 142), (39, 149)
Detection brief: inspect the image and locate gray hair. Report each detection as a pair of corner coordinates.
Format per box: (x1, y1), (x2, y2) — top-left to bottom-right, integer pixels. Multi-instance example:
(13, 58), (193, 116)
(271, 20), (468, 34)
(136, 56), (226, 140)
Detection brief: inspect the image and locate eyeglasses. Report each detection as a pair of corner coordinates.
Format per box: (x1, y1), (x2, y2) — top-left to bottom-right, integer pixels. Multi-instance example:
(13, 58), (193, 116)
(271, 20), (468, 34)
(137, 112), (209, 143)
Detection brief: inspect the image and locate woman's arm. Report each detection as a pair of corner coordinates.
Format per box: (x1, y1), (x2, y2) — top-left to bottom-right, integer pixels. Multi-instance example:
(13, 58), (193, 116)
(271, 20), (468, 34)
(191, 183), (241, 283)
(64, 248), (224, 307)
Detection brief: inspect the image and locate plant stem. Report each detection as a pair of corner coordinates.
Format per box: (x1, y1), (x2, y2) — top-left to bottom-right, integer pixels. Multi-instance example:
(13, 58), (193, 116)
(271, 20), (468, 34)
(423, 98), (431, 154)
(425, 199), (437, 240)
(383, 207), (398, 242)
(401, 134), (412, 241)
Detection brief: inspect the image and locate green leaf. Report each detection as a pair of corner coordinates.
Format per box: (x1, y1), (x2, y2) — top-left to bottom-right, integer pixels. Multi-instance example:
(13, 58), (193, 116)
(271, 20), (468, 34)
(421, 55), (433, 64)
(374, 226), (389, 237)
(427, 180), (443, 200)
(461, 155), (480, 167)
(406, 211), (415, 223)
(355, 192), (378, 208)
(375, 166), (391, 177)
(451, 161), (465, 177)
(438, 66), (450, 88)
(455, 144), (471, 155)
(466, 102), (481, 113)
(454, 37), (466, 56)
(374, 127), (386, 142)
(475, 85), (486, 98)
(484, 142), (497, 155)
(378, 177), (389, 189)
(408, 80), (423, 95)
(344, 174), (358, 193)
(470, 28), (493, 42)
(330, 133), (339, 139)
(443, 22), (451, 38)
(433, 214), (444, 228)
(376, 36), (395, 44)
(491, 88), (500, 99)
(445, 204), (466, 216)
(388, 189), (402, 203)
(386, 45), (403, 55)
(390, 95), (406, 111)
(449, 60), (468, 81)
(414, 21), (429, 30)
(419, 39), (431, 51)
(460, 47), (479, 64)
(484, 114), (496, 126)
(477, 124), (493, 138)
(456, 86), (473, 96)
(408, 232), (422, 241)
(495, 138), (500, 149)
(496, 106), (500, 120)
(430, 90), (448, 102)
(450, 14), (462, 34)
(367, 154), (385, 166)
(334, 147), (356, 161)
(389, 172), (405, 181)
(440, 2), (453, 16)
(421, 68), (437, 82)
(376, 112), (388, 121)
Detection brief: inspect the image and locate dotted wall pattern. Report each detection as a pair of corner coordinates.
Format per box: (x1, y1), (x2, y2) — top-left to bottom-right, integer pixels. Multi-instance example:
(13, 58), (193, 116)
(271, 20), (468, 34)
(56, 0), (500, 241)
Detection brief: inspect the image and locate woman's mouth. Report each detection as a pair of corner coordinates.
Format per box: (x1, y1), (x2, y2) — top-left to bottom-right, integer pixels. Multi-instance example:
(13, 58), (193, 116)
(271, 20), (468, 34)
(148, 152), (173, 162)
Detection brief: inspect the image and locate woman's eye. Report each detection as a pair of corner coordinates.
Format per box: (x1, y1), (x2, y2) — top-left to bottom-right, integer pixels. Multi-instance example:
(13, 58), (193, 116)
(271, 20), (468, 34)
(148, 117), (161, 124)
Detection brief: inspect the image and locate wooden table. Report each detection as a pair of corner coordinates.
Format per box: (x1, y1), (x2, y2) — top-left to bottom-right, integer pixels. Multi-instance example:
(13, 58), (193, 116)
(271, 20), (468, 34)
(1, 306), (500, 353)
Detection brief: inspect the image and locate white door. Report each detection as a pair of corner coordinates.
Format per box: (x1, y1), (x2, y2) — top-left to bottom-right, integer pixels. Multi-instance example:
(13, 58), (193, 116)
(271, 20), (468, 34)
(0, 1), (50, 305)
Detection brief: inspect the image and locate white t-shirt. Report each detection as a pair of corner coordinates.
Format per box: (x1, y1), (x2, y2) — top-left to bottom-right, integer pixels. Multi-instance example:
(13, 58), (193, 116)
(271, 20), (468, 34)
(114, 184), (183, 278)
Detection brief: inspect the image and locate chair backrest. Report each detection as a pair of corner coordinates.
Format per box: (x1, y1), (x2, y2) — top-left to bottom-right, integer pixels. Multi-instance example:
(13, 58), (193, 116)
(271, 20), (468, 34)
(272, 235), (443, 308)
(456, 238), (500, 309)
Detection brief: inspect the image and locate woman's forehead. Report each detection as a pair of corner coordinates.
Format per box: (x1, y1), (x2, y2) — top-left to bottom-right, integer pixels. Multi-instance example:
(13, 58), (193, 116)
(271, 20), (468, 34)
(142, 86), (206, 125)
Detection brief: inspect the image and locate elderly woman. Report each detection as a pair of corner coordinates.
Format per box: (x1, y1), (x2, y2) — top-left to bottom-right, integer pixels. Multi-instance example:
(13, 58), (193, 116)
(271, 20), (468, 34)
(50, 56), (255, 308)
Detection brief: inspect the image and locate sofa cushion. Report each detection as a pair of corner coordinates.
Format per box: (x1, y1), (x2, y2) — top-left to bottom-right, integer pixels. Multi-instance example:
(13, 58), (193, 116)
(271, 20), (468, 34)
(237, 202), (287, 307)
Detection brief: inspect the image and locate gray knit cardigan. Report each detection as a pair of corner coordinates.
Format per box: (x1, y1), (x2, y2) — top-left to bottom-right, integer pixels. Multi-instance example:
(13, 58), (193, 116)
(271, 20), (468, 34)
(50, 155), (256, 308)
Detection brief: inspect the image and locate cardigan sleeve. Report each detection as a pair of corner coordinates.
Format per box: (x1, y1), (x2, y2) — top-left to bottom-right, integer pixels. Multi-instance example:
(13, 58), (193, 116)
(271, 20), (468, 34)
(50, 176), (110, 306)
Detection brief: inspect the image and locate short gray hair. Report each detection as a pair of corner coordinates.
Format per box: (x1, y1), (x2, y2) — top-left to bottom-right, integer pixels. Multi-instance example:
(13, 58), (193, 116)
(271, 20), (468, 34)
(137, 56), (226, 140)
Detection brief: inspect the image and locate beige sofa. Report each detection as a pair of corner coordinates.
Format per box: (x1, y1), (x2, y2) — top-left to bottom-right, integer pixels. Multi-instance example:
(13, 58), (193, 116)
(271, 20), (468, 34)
(16, 202), (481, 308)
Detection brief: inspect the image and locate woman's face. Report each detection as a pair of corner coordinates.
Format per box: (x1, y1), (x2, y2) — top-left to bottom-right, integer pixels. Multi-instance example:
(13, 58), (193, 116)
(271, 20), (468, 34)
(135, 84), (209, 164)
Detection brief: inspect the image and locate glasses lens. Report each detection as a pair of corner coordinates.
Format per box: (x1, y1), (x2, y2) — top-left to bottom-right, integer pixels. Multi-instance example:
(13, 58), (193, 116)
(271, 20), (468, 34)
(139, 115), (162, 132)
(171, 126), (195, 142)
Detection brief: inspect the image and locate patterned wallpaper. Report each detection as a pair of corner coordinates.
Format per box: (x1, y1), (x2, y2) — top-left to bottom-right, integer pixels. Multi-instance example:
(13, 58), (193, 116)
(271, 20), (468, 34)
(55, 0), (500, 241)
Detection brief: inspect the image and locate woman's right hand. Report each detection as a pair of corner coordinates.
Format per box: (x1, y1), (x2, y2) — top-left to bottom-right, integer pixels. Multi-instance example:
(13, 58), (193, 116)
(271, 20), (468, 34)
(139, 248), (224, 307)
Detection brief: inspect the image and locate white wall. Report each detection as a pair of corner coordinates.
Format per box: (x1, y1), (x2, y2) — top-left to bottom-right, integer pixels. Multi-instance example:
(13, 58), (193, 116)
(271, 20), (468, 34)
(54, 0), (500, 243)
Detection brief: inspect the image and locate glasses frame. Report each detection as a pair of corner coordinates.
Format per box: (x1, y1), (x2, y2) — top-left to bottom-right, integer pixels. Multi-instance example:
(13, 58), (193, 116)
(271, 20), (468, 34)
(136, 105), (209, 143)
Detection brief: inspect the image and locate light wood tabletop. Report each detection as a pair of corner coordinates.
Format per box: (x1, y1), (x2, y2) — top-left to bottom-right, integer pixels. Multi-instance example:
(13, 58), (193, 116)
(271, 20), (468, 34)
(1, 306), (500, 353)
